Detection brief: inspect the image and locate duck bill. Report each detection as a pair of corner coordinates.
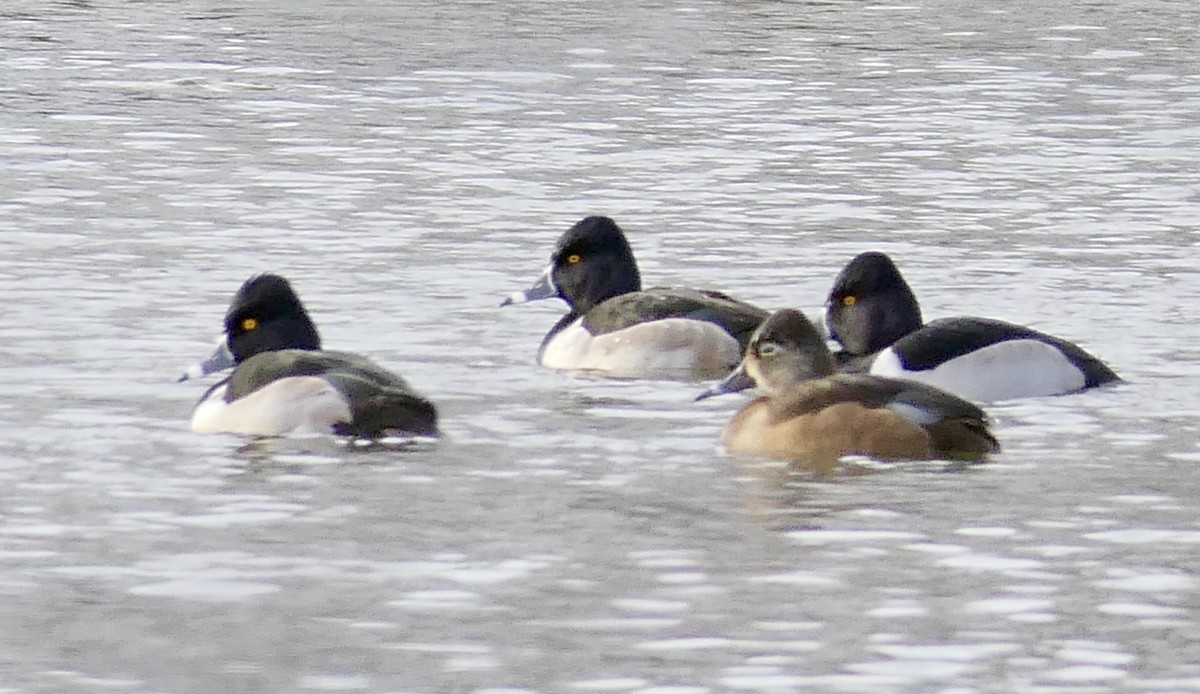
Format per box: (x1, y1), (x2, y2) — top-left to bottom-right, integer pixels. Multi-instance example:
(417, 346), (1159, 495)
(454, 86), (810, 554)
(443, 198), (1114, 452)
(178, 337), (235, 382)
(695, 360), (756, 401)
(500, 264), (557, 306)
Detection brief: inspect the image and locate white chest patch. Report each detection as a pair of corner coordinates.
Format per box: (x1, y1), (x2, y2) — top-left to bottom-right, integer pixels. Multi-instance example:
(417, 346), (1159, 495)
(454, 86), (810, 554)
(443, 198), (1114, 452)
(191, 377), (353, 436)
(540, 317), (742, 380)
(870, 339), (1086, 402)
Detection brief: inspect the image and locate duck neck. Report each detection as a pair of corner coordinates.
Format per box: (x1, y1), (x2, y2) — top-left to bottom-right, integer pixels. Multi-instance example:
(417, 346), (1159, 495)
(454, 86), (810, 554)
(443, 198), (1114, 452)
(570, 255), (641, 315)
(862, 290), (923, 353)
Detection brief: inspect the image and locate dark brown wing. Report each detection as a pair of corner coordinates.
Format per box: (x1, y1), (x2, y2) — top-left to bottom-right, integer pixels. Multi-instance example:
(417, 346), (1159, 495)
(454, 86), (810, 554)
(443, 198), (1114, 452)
(582, 287), (768, 348)
(911, 317), (1119, 387)
(768, 373), (998, 459)
(226, 349), (438, 437)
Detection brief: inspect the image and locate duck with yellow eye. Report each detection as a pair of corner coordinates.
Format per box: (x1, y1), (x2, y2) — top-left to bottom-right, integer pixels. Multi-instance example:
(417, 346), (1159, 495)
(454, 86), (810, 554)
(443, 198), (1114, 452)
(179, 274), (438, 439)
(502, 215), (769, 380)
(823, 251), (1120, 401)
(698, 308), (999, 473)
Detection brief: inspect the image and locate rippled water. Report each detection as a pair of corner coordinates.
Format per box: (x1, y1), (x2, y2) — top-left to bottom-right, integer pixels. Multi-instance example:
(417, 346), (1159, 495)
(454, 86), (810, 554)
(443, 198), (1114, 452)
(3, 0), (1200, 691)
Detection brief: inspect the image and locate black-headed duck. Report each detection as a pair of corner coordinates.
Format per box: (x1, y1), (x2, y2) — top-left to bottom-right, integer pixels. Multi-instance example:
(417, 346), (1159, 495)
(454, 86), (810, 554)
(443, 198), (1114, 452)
(824, 251), (1119, 402)
(181, 274), (438, 438)
(503, 216), (768, 380)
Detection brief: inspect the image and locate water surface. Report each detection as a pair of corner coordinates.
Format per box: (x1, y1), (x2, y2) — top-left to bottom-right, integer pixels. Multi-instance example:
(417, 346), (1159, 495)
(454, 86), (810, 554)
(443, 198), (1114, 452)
(3, 0), (1200, 691)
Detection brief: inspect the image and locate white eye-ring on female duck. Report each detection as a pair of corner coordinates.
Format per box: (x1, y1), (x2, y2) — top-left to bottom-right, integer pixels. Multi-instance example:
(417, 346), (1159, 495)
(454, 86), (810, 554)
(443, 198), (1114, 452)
(757, 342), (782, 358)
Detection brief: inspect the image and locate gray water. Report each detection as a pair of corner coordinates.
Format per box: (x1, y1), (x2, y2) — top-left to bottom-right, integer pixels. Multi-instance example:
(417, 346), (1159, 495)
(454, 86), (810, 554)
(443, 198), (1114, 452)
(3, 0), (1200, 691)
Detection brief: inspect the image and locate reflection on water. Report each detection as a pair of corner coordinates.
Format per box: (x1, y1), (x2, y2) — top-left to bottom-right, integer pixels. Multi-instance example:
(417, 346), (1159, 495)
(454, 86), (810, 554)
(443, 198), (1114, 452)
(2, 0), (1200, 691)
(733, 456), (988, 531)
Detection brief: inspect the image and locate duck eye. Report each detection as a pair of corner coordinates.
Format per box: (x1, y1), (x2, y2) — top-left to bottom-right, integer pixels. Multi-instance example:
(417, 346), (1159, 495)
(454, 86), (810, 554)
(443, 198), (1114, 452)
(566, 253), (582, 264)
(758, 342), (781, 357)
(842, 295), (857, 307)
(241, 317), (259, 332)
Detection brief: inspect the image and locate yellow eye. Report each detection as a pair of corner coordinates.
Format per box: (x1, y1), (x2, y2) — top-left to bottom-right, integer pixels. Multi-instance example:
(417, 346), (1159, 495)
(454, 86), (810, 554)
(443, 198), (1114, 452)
(842, 295), (857, 307)
(241, 317), (259, 331)
(566, 253), (582, 264)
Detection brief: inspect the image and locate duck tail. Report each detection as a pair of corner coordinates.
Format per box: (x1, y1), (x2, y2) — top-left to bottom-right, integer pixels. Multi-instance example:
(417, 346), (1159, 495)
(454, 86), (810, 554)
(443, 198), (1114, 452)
(926, 417), (1000, 461)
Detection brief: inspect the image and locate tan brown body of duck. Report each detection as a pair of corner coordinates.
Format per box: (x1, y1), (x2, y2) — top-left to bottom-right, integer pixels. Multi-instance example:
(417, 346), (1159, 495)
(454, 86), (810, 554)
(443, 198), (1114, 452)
(699, 309), (998, 472)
